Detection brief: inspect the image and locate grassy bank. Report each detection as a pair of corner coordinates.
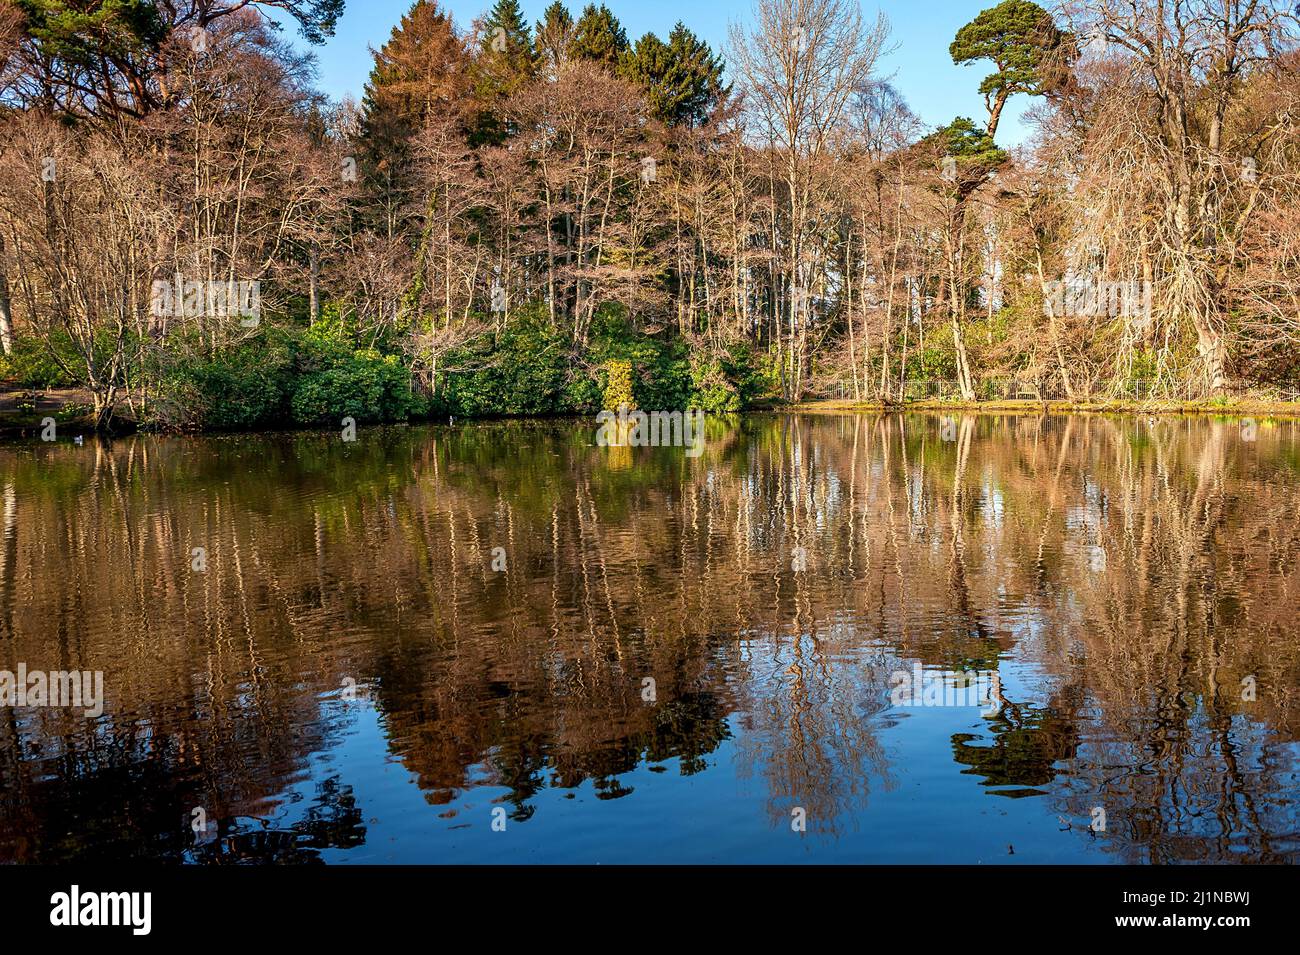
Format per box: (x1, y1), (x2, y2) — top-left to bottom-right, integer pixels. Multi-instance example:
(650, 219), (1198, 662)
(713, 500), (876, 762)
(10, 390), (1300, 441)
(789, 397), (1300, 418)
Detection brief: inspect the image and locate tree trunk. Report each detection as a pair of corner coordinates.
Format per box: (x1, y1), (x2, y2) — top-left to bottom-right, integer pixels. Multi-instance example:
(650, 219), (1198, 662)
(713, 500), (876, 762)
(308, 244), (320, 326)
(0, 263), (13, 356)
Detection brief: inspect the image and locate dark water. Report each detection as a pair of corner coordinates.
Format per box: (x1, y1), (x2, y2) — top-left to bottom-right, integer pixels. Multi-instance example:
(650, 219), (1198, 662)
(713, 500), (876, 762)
(2, 413), (1299, 864)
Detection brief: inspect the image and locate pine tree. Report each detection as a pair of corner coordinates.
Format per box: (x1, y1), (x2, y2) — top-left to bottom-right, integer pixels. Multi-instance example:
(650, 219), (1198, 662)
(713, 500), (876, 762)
(357, 0), (470, 234)
(570, 4), (627, 69)
(950, 0), (1068, 142)
(534, 2), (574, 74)
(480, 0), (536, 84)
(472, 0), (538, 144)
(665, 23), (729, 125)
(619, 23), (728, 127)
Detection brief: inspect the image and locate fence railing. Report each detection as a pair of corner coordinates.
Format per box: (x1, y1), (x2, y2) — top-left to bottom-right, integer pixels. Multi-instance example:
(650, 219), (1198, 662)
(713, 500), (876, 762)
(809, 377), (1250, 403)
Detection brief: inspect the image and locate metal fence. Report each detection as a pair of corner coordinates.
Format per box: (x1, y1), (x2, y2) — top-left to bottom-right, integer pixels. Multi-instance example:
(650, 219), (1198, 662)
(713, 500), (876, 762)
(814, 376), (1286, 403)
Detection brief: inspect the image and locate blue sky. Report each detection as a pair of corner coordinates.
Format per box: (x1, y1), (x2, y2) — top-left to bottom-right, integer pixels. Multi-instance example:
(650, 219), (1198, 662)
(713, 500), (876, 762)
(282, 0), (1034, 145)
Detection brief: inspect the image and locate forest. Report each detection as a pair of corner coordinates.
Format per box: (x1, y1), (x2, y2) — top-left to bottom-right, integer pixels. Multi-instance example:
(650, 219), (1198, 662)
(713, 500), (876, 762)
(1, 0), (1298, 432)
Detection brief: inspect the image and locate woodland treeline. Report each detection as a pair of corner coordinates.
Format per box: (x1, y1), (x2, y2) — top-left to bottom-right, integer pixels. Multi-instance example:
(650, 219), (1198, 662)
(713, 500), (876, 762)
(1, 0), (1299, 431)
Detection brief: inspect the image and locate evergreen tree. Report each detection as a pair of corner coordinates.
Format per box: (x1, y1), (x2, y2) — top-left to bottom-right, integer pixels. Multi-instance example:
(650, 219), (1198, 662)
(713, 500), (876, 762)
(932, 117), (1006, 168)
(619, 22), (728, 127)
(534, 1), (574, 73)
(357, 0), (469, 233)
(472, 0), (537, 144)
(480, 0), (536, 84)
(950, 0), (1068, 141)
(569, 3), (627, 69)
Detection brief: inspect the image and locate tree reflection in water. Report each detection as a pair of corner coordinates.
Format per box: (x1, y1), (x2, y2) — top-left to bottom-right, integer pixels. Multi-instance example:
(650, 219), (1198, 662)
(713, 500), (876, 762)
(1, 414), (1298, 862)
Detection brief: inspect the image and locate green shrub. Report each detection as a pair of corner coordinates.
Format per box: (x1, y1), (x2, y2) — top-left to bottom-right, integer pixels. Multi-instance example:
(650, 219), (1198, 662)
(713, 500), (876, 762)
(705, 341), (774, 410)
(603, 359), (635, 410)
(689, 354), (742, 412)
(151, 331), (294, 430)
(904, 343), (958, 384)
(585, 311), (693, 411)
(0, 336), (79, 389)
(290, 324), (423, 425)
(439, 313), (574, 416)
(140, 303), (770, 431)
(151, 321), (423, 431)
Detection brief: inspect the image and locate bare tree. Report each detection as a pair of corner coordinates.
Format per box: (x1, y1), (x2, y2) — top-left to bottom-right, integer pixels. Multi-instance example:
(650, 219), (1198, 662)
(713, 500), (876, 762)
(0, 115), (169, 426)
(730, 0), (890, 398)
(1062, 0), (1300, 393)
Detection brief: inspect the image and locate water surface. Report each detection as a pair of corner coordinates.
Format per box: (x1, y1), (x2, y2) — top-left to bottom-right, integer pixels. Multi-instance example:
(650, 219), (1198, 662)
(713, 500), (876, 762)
(2, 413), (1299, 863)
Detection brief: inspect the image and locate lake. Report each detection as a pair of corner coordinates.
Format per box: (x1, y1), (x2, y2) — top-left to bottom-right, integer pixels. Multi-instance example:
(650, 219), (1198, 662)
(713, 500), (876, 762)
(2, 413), (1298, 864)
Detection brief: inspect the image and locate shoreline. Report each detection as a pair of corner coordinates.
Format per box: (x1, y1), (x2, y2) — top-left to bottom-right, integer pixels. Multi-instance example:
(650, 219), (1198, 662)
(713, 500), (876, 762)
(6, 388), (1300, 440)
(782, 397), (1300, 418)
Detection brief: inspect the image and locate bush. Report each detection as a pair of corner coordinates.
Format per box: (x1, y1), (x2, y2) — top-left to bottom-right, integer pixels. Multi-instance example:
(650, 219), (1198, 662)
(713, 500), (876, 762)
(0, 336), (79, 389)
(603, 359), (635, 410)
(151, 321), (424, 431)
(585, 311), (693, 411)
(689, 354), (742, 412)
(289, 324), (424, 425)
(143, 304), (771, 431)
(439, 314), (574, 416)
(150, 331), (294, 430)
(697, 341), (774, 411)
(904, 339), (958, 384)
